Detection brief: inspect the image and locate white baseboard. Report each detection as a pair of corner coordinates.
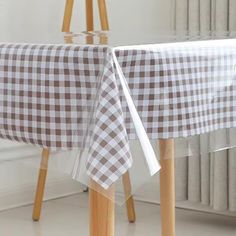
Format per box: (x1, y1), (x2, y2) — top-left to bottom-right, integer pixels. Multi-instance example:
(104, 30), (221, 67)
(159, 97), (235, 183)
(0, 139), (235, 218)
(134, 195), (236, 218)
(0, 139), (83, 211)
(0, 175), (83, 211)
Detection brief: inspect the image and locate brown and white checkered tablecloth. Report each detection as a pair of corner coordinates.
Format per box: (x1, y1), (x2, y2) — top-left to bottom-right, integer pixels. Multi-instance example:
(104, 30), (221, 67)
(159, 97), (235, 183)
(0, 39), (236, 188)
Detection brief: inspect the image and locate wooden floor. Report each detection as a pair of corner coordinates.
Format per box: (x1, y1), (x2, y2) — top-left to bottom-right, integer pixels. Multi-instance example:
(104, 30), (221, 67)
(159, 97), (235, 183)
(0, 193), (235, 236)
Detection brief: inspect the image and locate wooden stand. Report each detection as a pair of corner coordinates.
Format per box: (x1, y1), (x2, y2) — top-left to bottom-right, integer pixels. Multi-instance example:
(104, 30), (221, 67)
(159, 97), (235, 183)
(32, 149), (50, 221)
(86, 0), (94, 31)
(159, 139), (175, 236)
(89, 180), (115, 236)
(62, 0), (109, 32)
(32, 117), (177, 236)
(32, 148), (135, 224)
(62, 0), (74, 32)
(122, 172), (136, 223)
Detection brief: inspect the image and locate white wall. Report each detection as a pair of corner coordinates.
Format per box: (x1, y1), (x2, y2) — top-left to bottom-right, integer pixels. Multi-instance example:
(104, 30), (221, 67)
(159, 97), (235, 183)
(0, 0), (173, 209)
(1, 0), (172, 38)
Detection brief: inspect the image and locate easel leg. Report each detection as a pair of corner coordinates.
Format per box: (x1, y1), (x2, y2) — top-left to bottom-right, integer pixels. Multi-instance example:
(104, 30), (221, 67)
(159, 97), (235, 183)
(32, 149), (50, 221)
(97, 0), (109, 30)
(62, 0), (74, 32)
(159, 139), (175, 236)
(122, 171), (136, 223)
(86, 0), (94, 31)
(89, 180), (115, 236)
(86, 0), (94, 44)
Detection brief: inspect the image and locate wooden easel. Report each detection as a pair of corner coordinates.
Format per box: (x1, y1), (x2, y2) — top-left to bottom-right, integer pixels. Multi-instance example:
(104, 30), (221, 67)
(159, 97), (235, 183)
(62, 0), (109, 32)
(32, 0), (136, 227)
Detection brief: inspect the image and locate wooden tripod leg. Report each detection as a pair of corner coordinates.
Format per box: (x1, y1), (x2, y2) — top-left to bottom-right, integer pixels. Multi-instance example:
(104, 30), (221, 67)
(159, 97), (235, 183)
(86, 0), (94, 31)
(32, 149), (50, 221)
(97, 0), (109, 30)
(159, 139), (175, 236)
(122, 171), (136, 223)
(86, 0), (94, 44)
(89, 180), (115, 236)
(62, 0), (74, 32)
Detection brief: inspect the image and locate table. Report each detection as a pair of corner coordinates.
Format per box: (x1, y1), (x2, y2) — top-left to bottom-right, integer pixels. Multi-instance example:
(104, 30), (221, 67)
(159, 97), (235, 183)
(1, 31), (236, 236)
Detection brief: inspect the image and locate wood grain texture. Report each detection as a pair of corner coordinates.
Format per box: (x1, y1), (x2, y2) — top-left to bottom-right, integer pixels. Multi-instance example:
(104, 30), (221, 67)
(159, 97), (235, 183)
(122, 172), (136, 223)
(97, 0), (109, 30)
(159, 139), (175, 236)
(32, 149), (50, 221)
(62, 0), (74, 32)
(86, 0), (94, 31)
(89, 180), (115, 236)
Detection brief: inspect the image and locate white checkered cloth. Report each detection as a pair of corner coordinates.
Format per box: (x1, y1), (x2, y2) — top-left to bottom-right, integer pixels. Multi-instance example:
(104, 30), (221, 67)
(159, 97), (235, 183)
(0, 39), (236, 188)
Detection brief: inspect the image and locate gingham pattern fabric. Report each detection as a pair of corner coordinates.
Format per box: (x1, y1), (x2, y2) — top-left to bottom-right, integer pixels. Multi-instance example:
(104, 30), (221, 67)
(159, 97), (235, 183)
(1, 39), (236, 188)
(0, 44), (132, 188)
(117, 40), (236, 139)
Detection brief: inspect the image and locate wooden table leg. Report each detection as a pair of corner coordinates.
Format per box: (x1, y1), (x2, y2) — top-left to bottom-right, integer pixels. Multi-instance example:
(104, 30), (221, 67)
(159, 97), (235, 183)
(159, 139), (175, 236)
(89, 180), (115, 236)
(62, 0), (74, 32)
(122, 171), (136, 223)
(32, 149), (50, 221)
